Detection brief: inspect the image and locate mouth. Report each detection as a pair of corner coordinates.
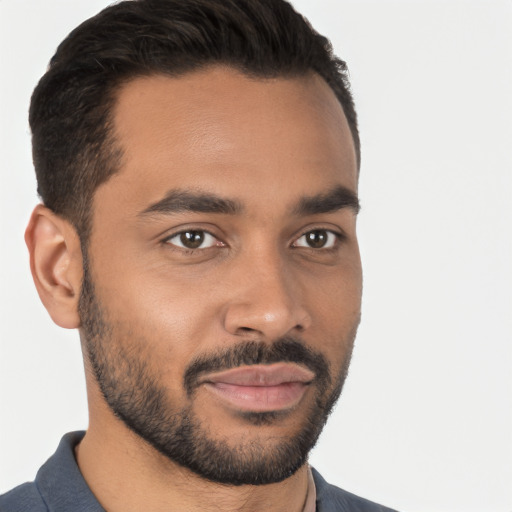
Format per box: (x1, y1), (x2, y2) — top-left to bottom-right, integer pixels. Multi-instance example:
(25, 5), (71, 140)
(200, 363), (315, 413)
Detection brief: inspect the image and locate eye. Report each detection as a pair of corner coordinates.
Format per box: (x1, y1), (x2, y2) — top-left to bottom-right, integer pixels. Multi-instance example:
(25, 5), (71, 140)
(165, 230), (221, 250)
(293, 229), (338, 249)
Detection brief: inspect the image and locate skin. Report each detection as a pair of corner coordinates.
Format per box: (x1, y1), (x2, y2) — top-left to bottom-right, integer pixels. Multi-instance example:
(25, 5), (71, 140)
(26, 66), (362, 512)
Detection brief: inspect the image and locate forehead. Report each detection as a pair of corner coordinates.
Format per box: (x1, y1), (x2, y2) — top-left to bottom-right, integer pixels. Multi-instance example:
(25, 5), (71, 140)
(98, 67), (357, 217)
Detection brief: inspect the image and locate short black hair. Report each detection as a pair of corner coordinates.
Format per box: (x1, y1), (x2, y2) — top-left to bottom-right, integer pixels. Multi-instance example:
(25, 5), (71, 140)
(29, 0), (359, 241)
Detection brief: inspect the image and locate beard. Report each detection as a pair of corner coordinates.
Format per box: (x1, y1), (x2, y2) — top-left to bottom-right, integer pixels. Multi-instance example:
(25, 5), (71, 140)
(78, 259), (356, 486)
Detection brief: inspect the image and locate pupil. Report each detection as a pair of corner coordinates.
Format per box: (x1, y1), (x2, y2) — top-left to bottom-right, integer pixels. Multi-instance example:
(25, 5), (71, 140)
(307, 230), (327, 248)
(181, 231), (204, 249)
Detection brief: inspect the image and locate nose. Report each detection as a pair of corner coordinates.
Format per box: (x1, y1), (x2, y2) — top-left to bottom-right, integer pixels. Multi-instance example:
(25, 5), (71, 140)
(222, 248), (312, 341)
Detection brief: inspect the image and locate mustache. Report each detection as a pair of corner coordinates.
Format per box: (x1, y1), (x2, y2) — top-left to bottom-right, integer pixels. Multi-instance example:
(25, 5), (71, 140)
(183, 337), (331, 396)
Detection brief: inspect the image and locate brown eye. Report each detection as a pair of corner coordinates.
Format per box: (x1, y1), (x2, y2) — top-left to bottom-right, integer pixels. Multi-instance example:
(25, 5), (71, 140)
(180, 231), (205, 249)
(166, 230), (218, 250)
(306, 230), (328, 248)
(294, 229), (337, 249)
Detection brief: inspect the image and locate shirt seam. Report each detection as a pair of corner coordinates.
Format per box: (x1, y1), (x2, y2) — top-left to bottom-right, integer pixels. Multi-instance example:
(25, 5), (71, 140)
(34, 479), (51, 512)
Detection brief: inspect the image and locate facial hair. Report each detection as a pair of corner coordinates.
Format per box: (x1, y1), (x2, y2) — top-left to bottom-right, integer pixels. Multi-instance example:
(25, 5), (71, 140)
(78, 259), (356, 486)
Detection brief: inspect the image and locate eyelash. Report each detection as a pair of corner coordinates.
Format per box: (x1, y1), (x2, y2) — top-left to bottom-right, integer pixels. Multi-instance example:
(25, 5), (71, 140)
(162, 227), (345, 254)
(292, 229), (343, 250)
(162, 229), (224, 253)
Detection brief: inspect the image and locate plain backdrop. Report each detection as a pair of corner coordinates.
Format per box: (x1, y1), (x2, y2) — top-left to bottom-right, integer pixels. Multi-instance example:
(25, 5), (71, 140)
(1, 1), (511, 511)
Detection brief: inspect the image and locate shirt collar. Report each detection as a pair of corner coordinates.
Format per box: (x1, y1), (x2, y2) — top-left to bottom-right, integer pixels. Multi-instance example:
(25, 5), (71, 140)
(36, 431), (318, 512)
(35, 431), (104, 512)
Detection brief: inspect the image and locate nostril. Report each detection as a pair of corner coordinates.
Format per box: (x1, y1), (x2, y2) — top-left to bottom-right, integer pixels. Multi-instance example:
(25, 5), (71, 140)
(239, 326), (256, 333)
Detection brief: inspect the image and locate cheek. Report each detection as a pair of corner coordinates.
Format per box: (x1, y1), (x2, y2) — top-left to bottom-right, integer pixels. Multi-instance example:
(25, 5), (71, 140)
(91, 262), (223, 389)
(308, 256), (362, 317)
(305, 261), (362, 357)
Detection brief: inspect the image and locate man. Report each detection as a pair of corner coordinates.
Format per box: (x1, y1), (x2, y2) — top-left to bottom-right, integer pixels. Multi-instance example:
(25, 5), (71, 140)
(0, 0), (397, 510)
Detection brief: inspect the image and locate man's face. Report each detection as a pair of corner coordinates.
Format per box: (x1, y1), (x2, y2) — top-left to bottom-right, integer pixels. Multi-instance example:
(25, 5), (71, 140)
(80, 67), (362, 485)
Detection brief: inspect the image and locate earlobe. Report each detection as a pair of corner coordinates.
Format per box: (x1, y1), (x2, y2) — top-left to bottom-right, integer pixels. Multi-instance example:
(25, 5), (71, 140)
(25, 205), (83, 329)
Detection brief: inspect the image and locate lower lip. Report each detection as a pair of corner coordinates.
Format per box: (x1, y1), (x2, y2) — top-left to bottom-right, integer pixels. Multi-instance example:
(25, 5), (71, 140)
(204, 382), (309, 412)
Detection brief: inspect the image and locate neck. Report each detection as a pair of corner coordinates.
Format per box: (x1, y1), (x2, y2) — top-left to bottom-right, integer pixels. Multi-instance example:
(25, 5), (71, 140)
(76, 415), (310, 512)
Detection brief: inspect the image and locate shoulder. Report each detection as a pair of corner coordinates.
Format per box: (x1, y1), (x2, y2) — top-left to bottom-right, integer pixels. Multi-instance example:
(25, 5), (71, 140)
(312, 468), (399, 512)
(0, 431), (91, 512)
(0, 482), (48, 512)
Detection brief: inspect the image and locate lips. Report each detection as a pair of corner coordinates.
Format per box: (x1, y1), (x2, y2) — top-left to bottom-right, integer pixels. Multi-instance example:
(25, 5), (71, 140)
(201, 363), (314, 413)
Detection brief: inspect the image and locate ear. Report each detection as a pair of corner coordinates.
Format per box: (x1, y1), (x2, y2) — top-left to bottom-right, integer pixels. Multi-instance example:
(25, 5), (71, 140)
(25, 205), (83, 329)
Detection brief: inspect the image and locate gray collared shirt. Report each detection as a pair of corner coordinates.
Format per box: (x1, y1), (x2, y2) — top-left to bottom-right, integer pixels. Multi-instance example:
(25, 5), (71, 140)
(0, 431), (398, 512)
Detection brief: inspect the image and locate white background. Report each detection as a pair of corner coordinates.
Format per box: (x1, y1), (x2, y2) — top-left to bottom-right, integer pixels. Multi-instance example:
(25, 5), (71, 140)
(1, 1), (511, 511)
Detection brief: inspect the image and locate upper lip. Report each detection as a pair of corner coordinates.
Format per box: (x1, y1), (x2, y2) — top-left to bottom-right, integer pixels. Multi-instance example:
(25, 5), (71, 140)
(201, 362), (315, 387)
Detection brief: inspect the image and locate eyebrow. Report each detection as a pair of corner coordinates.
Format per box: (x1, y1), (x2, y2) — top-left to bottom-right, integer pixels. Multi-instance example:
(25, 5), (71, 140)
(139, 189), (242, 216)
(139, 184), (360, 219)
(293, 185), (360, 216)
